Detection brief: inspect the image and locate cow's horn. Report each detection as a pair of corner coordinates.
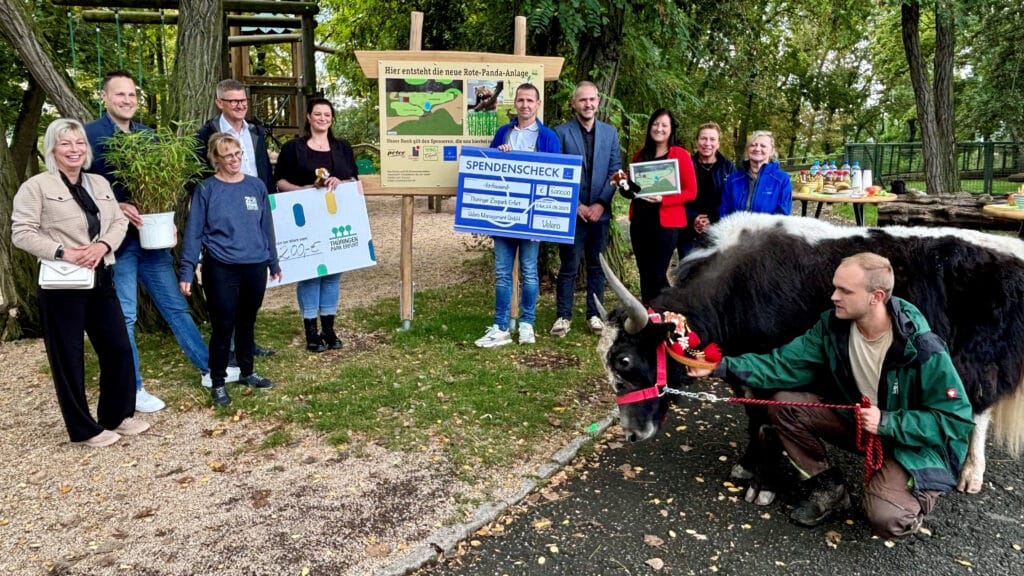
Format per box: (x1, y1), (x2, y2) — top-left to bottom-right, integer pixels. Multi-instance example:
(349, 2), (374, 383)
(593, 293), (608, 321)
(599, 254), (648, 334)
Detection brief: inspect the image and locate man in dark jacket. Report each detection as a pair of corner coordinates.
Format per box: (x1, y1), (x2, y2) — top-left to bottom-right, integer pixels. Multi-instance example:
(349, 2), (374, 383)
(195, 79), (276, 356)
(688, 253), (973, 538)
(551, 81), (621, 338)
(195, 79), (275, 196)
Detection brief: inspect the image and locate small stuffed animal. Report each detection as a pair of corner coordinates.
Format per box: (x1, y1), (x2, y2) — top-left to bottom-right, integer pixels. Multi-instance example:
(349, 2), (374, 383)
(314, 167), (330, 188)
(610, 169), (641, 199)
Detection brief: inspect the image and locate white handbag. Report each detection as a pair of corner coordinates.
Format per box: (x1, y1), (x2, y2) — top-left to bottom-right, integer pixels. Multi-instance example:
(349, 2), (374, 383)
(38, 259), (95, 290)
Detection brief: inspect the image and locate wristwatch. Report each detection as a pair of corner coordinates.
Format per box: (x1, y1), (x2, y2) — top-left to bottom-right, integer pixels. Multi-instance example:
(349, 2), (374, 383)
(54, 245), (64, 260)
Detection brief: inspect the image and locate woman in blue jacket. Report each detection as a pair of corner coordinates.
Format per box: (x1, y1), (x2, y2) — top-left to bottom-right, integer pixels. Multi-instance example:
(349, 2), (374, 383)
(720, 131), (792, 217)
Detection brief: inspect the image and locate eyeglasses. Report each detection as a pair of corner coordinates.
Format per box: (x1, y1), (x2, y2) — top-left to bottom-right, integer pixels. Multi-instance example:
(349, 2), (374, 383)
(218, 98), (248, 107)
(218, 151), (243, 160)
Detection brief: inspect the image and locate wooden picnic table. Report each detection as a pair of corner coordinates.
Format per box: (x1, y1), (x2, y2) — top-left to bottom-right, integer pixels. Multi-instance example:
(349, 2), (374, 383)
(793, 191), (898, 226)
(982, 203), (1024, 238)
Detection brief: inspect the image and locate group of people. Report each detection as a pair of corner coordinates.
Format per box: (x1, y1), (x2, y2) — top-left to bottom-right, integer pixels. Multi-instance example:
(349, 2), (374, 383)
(476, 81), (793, 347)
(12, 71), (358, 446)
(476, 83), (966, 539)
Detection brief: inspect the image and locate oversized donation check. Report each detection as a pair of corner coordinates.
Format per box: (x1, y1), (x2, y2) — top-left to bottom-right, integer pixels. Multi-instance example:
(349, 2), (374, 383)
(454, 146), (582, 244)
(269, 181), (376, 285)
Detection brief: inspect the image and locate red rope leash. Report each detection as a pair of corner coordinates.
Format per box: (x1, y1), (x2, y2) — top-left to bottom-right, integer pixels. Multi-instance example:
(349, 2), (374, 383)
(725, 395), (884, 485)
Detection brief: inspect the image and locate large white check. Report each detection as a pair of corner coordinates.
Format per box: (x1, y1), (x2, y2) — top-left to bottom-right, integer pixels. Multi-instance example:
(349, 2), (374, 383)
(269, 181), (376, 285)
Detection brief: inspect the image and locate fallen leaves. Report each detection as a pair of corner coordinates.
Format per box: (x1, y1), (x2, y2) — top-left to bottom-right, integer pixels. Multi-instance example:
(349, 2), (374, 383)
(645, 558), (665, 570)
(251, 489), (271, 509)
(364, 543), (390, 558)
(132, 508), (158, 520)
(643, 534), (665, 547)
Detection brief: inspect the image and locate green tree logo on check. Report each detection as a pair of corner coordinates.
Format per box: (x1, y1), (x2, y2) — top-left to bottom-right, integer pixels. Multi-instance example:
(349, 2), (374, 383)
(330, 225), (359, 251)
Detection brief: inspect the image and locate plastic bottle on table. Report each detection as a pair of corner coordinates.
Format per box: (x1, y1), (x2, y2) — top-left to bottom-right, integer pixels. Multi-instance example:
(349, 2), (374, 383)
(851, 161), (863, 189)
(850, 161), (865, 197)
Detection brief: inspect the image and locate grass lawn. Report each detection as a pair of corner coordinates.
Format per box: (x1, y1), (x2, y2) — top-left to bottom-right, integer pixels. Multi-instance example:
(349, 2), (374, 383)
(93, 255), (616, 479)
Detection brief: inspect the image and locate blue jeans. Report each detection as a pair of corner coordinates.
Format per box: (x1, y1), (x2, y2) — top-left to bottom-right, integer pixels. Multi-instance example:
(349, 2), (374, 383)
(492, 237), (539, 330)
(556, 219), (609, 320)
(296, 273), (342, 319)
(113, 235), (210, 389)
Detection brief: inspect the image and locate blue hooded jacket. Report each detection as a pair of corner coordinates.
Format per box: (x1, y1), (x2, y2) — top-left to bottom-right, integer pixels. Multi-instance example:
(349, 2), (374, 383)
(720, 160), (792, 217)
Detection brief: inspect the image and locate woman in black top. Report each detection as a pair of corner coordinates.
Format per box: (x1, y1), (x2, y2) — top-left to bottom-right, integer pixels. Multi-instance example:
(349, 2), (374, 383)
(274, 98), (359, 352)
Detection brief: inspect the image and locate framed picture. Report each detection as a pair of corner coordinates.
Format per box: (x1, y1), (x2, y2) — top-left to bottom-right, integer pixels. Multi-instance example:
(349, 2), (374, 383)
(629, 158), (682, 197)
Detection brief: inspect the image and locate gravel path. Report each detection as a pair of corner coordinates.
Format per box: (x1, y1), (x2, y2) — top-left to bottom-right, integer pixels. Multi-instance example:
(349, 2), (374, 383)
(0, 196), (562, 576)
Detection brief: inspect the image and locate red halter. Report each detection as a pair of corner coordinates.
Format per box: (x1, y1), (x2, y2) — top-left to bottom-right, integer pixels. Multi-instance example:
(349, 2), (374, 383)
(615, 312), (671, 406)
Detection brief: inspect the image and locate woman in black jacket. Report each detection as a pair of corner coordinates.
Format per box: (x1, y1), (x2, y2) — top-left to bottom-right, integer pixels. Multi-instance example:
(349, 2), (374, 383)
(274, 98), (359, 352)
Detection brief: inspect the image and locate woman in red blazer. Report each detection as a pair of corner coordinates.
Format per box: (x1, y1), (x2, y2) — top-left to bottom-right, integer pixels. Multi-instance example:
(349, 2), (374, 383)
(626, 109), (698, 303)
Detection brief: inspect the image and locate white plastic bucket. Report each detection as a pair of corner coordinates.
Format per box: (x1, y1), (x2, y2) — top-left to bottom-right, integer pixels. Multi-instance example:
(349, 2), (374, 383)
(138, 211), (177, 249)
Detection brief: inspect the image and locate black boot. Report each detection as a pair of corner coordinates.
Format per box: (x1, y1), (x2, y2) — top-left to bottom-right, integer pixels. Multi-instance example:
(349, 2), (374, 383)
(790, 467), (850, 527)
(320, 315), (343, 350)
(304, 318), (327, 352)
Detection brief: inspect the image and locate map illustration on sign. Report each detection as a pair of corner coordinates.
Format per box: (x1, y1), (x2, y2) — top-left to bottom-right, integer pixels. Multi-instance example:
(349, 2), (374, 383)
(378, 62), (544, 187)
(629, 158), (682, 197)
(385, 79), (464, 136)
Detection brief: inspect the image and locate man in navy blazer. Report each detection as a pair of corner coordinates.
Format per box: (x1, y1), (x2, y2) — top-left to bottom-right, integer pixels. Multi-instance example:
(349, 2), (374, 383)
(551, 81), (622, 337)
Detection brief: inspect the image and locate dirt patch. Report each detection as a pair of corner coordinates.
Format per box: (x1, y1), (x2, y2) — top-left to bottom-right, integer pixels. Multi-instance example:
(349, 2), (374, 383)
(514, 350), (581, 370)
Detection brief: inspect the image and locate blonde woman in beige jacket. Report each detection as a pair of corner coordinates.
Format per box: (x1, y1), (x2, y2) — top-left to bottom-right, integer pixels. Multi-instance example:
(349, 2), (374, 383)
(11, 118), (149, 448)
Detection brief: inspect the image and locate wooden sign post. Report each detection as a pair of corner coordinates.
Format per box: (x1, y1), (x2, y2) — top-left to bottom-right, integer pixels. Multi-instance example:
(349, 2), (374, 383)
(356, 13), (563, 330)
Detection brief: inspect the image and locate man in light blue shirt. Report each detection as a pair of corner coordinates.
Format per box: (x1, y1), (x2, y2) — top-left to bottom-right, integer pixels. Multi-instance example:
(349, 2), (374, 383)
(475, 84), (561, 348)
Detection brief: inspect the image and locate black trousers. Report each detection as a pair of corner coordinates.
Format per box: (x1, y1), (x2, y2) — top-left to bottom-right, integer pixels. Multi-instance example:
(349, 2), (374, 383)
(629, 205), (680, 304)
(202, 256), (267, 383)
(38, 266), (136, 442)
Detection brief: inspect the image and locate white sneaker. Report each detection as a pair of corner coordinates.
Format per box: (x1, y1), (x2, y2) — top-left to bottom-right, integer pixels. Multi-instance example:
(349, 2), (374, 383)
(201, 366), (241, 388)
(587, 316), (605, 335)
(550, 317), (571, 337)
(135, 387), (166, 413)
(519, 323), (536, 344)
(474, 325), (512, 348)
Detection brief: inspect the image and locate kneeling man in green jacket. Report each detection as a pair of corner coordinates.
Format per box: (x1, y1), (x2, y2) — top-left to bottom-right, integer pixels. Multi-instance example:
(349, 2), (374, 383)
(688, 252), (974, 538)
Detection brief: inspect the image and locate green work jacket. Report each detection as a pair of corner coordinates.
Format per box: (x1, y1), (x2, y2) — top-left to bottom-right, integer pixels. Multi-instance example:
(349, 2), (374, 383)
(721, 297), (974, 492)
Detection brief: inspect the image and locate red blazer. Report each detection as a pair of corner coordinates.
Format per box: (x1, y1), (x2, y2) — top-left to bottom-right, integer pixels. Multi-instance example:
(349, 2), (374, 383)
(628, 146), (698, 228)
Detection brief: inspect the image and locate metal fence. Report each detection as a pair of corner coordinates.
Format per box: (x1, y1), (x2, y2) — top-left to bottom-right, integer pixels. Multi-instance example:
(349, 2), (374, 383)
(842, 142), (1022, 195)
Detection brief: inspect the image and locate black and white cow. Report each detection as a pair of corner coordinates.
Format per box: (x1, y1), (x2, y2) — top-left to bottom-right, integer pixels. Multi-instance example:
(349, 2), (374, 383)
(598, 213), (1024, 497)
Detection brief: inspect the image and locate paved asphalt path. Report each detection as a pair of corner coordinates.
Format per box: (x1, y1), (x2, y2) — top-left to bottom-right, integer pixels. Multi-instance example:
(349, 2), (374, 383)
(420, 381), (1024, 576)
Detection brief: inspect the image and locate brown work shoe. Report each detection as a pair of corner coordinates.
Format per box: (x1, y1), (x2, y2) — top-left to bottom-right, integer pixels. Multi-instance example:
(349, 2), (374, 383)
(790, 468), (850, 527)
(113, 417), (151, 436)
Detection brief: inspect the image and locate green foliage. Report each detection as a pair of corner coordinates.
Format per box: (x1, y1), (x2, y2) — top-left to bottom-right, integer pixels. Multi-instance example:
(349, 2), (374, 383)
(102, 126), (204, 213)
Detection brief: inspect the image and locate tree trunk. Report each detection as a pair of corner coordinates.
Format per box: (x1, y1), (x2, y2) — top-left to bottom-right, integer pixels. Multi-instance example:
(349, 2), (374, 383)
(0, 0), (91, 121)
(10, 76), (45, 181)
(0, 120), (40, 340)
(877, 193), (1018, 231)
(901, 1), (959, 195)
(168, 0), (224, 130)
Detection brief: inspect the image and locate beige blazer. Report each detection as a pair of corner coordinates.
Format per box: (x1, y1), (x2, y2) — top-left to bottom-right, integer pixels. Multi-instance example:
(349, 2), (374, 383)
(11, 172), (128, 265)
